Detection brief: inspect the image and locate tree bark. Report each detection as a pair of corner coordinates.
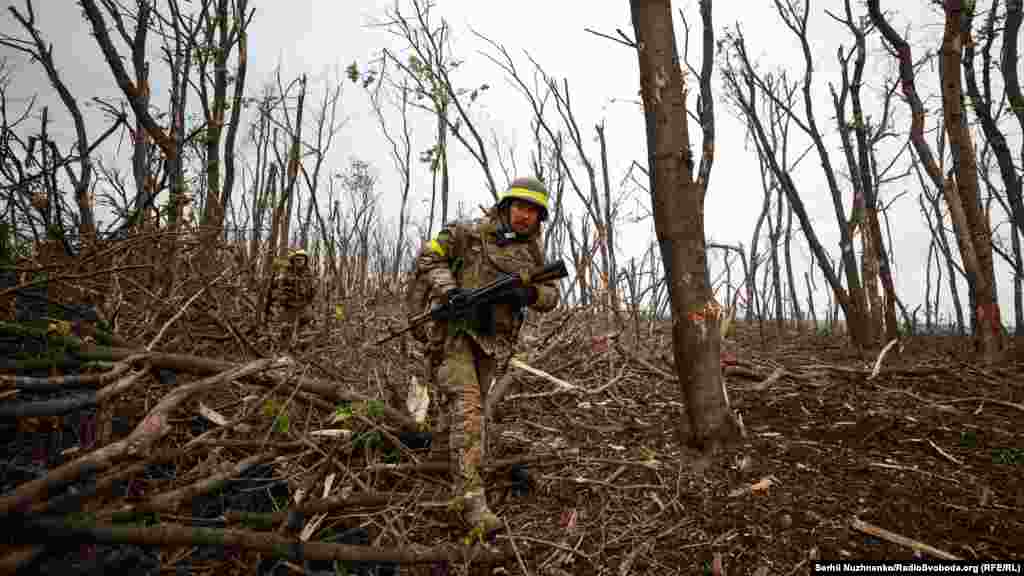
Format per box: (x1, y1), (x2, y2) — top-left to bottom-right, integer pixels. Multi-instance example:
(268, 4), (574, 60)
(277, 75), (307, 259)
(940, 0), (1005, 359)
(869, 0), (1004, 354)
(784, 201), (802, 329)
(770, 187), (784, 334)
(630, 0), (739, 452)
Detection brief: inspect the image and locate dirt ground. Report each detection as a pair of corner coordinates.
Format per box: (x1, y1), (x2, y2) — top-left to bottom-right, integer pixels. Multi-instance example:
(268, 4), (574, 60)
(2, 287), (1022, 574)
(471, 319), (1024, 573)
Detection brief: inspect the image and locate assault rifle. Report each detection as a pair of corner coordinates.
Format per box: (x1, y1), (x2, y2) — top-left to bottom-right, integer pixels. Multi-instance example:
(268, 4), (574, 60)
(375, 259), (569, 346)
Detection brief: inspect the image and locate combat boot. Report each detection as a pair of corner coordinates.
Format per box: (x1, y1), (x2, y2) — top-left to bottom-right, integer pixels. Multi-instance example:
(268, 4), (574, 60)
(462, 487), (501, 537)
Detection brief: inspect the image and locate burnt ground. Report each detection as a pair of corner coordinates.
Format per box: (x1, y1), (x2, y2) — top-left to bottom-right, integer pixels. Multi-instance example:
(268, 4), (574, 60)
(1, 260), (1022, 575)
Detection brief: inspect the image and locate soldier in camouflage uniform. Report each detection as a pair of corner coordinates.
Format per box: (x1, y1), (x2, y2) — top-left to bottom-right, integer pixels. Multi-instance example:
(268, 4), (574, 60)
(271, 249), (316, 333)
(413, 176), (559, 535)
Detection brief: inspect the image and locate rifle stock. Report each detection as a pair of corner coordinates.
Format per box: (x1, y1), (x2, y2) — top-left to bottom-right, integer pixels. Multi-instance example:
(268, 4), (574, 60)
(375, 259), (569, 345)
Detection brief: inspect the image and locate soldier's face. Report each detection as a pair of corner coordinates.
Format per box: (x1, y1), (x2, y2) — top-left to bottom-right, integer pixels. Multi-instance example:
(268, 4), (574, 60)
(509, 200), (540, 235)
(293, 256), (307, 268)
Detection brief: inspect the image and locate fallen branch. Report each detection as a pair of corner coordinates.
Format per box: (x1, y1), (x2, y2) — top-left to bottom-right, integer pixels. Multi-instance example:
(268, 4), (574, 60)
(0, 320), (128, 353)
(850, 518), (961, 560)
(13, 515), (512, 564)
(115, 451), (278, 517)
(0, 358), (284, 518)
(223, 491), (412, 526)
(0, 265), (153, 300)
(0, 359), (134, 391)
(33, 447), (188, 516)
(0, 365), (149, 418)
(75, 345), (419, 429)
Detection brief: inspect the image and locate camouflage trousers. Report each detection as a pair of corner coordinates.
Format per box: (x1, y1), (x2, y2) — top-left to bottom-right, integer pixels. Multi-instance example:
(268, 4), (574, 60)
(430, 334), (497, 494)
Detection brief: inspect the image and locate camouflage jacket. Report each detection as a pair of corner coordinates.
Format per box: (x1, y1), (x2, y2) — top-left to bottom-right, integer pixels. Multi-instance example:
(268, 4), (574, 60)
(413, 208), (559, 357)
(272, 266), (316, 309)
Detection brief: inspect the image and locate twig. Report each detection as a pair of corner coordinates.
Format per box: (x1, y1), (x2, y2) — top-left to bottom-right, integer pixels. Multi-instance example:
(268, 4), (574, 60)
(260, 363), (308, 448)
(748, 366), (785, 392)
(926, 439), (963, 466)
(112, 452), (277, 516)
(868, 339), (901, 380)
(146, 266), (233, 351)
(223, 492), (410, 526)
(510, 534), (591, 563)
(867, 462), (961, 484)
(201, 304), (265, 359)
(354, 413), (420, 464)
(507, 358), (578, 391)
(505, 519), (531, 576)
(850, 518), (961, 560)
(618, 540), (651, 575)
(615, 342), (677, 381)
(940, 397), (1024, 413)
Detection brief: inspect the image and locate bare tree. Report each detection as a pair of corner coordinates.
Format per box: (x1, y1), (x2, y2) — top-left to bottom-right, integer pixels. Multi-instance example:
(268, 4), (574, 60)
(869, 0), (1006, 359)
(827, 0), (902, 342)
(476, 35), (622, 316)
(630, 0), (740, 452)
(357, 60), (413, 287)
(967, 0), (1023, 335)
(194, 0), (253, 235)
(724, 1), (873, 348)
(339, 158), (378, 296)
(376, 0), (497, 227)
(273, 72), (307, 260)
(299, 70), (346, 257)
(1, 0), (127, 245)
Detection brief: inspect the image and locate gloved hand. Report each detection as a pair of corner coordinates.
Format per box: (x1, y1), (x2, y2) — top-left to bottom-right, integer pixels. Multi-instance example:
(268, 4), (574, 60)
(505, 285), (538, 308)
(445, 287), (472, 310)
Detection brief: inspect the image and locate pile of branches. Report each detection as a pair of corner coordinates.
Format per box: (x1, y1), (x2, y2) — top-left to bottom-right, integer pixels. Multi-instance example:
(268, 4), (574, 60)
(0, 238), (527, 575)
(20, 233), (1010, 573)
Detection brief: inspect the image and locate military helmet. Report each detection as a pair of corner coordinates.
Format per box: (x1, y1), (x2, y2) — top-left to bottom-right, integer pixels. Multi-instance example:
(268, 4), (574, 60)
(289, 248), (309, 262)
(498, 176), (549, 221)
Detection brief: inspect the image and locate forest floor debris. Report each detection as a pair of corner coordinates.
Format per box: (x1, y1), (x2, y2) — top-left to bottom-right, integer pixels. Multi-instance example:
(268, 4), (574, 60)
(1, 254), (1022, 574)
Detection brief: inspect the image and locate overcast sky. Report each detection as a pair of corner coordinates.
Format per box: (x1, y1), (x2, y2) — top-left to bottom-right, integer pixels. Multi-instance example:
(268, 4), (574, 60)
(1, 0), (1015, 327)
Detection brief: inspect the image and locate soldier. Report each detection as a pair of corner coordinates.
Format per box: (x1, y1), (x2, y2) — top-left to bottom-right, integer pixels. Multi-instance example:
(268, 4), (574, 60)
(271, 249), (317, 340)
(413, 176), (560, 535)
